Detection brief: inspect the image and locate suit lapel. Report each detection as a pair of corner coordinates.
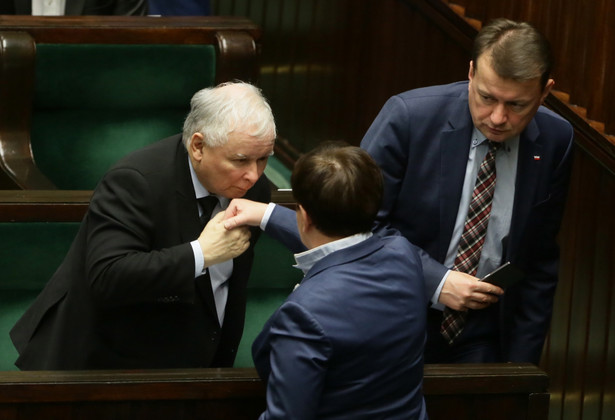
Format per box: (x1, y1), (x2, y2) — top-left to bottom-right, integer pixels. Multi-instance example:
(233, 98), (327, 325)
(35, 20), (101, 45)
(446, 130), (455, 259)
(508, 120), (542, 261)
(64, 0), (86, 15)
(438, 107), (474, 262)
(172, 137), (220, 324)
(15, 0), (31, 14)
(174, 139), (202, 243)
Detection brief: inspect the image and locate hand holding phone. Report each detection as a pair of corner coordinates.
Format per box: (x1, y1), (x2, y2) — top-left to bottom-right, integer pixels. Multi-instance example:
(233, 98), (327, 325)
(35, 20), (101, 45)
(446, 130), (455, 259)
(480, 262), (523, 289)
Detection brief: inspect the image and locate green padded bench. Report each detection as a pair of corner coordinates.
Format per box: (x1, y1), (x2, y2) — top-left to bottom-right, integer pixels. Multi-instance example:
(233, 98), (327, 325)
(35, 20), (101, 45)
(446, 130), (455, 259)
(0, 191), (301, 371)
(0, 15), (262, 190)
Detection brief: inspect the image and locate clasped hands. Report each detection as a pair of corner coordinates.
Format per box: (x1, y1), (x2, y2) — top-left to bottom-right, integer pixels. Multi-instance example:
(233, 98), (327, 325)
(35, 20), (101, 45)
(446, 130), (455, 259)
(197, 199), (269, 267)
(198, 211), (251, 268)
(439, 271), (504, 311)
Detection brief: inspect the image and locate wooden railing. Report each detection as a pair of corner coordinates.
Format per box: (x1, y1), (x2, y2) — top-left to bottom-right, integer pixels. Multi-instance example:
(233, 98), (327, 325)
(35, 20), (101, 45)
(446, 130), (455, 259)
(0, 364), (549, 420)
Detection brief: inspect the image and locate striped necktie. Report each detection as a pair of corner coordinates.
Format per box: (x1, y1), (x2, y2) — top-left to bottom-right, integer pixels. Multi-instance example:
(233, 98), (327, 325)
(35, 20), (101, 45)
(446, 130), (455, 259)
(441, 141), (500, 345)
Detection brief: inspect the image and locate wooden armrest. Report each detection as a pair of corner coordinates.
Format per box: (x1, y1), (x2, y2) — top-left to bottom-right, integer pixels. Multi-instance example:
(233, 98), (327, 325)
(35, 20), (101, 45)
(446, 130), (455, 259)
(0, 189), (295, 222)
(0, 31), (56, 189)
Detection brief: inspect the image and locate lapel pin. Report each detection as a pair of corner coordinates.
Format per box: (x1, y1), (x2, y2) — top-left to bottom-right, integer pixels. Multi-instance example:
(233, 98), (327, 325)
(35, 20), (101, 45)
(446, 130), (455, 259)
(533, 155), (541, 161)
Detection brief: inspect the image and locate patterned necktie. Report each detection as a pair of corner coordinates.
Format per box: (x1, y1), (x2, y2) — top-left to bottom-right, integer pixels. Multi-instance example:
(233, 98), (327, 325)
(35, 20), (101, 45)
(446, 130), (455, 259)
(198, 195), (219, 228)
(441, 141), (500, 345)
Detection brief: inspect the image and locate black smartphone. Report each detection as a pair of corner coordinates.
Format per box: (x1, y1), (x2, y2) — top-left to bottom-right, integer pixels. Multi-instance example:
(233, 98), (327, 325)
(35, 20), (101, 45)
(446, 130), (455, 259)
(480, 262), (523, 289)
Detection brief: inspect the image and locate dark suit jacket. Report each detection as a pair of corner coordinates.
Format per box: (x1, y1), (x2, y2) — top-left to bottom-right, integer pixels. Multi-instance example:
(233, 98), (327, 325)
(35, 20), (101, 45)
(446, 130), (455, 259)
(252, 206), (427, 420)
(361, 81), (574, 364)
(1, 0), (147, 15)
(10, 134), (270, 370)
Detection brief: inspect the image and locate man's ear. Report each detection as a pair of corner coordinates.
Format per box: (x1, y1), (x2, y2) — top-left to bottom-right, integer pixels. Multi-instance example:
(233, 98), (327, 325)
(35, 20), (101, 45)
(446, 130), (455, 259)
(540, 78), (555, 103)
(189, 133), (205, 160)
(297, 205), (312, 233)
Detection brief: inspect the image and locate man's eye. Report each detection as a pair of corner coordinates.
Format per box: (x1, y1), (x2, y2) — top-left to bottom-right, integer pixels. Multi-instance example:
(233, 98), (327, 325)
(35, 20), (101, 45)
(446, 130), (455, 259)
(510, 103), (526, 112)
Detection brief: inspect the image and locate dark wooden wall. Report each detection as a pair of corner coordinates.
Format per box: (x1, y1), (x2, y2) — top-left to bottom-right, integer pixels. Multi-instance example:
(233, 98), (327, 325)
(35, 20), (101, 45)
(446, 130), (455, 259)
(210, 1), (615, 419)
(444, 0), (615, 138)
(213, 0), (470, 151)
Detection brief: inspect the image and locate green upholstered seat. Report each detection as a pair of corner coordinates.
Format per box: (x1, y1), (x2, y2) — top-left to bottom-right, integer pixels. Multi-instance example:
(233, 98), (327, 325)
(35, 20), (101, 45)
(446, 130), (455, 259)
(30, 44), (216, 190)
(0, 222), (300, 370)
(0, 222), (80, 371)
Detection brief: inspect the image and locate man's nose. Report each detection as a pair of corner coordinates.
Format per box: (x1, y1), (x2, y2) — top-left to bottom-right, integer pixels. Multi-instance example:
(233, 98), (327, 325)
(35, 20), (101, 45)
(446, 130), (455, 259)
(490, 104), (508, 125)
(244, 161), (260, 183)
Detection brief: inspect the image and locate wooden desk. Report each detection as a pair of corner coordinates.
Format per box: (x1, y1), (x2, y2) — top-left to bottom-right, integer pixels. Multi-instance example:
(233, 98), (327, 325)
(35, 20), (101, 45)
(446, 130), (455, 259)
(0, 364), (549, 420)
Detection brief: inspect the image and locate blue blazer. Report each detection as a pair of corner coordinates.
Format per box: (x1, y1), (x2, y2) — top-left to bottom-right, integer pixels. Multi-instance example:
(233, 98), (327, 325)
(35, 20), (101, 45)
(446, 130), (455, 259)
(361, 81), (574, 363)
(252, 205), (428, 420)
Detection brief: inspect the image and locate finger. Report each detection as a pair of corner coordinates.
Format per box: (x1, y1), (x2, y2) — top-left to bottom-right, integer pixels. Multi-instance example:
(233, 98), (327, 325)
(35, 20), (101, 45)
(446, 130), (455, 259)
(474, 282), (504, 296)
(224, 217), (239, 230)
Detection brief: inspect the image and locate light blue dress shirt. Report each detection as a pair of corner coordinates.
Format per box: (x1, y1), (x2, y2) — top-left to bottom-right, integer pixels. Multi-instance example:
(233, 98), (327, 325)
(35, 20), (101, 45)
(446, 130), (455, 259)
(431, 127), (519, 308)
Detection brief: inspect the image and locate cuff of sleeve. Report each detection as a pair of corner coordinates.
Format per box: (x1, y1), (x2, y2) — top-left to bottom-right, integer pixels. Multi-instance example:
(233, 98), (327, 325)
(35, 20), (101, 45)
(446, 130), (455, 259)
(260, 202), (277, 230)
(430, 269), (451, 311)
(190, 240), (205, 278)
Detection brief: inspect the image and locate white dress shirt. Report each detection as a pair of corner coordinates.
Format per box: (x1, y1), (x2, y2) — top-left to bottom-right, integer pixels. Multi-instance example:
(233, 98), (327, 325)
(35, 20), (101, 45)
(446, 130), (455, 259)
(32, 0), (66, 15)
(188, 157), (232, 326)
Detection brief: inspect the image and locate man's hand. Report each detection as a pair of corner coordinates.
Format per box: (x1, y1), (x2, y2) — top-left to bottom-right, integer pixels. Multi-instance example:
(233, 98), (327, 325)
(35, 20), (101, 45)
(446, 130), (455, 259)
(223, 198), (269, 230)
(198, 211), (251, 267)
(439, 271), (504, 311)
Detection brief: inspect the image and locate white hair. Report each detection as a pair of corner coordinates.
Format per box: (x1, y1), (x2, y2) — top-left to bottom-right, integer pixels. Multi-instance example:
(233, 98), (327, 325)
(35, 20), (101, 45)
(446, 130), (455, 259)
(182, 81), (277, 148)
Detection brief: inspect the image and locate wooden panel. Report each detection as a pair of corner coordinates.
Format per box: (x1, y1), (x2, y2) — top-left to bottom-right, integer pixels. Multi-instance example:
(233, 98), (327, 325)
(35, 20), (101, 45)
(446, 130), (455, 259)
(0, 364), (549, 420)
(0, 189), (295, 222)
(449, 0), (615, 135)
(542, 146), (615, 420)
(0, 15), (260, 44)
(0, 16), (261, 190)
(213, 0), (470, 152)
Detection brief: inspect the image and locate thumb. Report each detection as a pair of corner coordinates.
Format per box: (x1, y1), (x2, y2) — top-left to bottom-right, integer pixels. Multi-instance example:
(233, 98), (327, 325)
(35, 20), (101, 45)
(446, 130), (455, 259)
(223, 215), (244, 230)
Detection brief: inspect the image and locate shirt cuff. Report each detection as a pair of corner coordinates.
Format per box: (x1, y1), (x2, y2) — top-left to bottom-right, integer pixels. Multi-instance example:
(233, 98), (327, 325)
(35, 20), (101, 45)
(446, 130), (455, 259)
(260, 202), (277, 230)
(430, 269), (451, 311)
(190, 240), (205, 277)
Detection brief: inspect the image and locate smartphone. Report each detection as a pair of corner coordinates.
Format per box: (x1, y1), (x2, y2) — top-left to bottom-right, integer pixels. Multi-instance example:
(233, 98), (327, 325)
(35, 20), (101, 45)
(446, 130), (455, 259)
(480, 262), (523, 289)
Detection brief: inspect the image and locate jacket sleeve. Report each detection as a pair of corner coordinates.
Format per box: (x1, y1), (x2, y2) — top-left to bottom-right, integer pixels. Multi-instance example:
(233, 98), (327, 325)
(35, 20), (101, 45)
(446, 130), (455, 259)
(360, 95), (449, 300)
(264, 205), (307, 254)
(85, 166), (196, 306)
(255, 301), (331, 420)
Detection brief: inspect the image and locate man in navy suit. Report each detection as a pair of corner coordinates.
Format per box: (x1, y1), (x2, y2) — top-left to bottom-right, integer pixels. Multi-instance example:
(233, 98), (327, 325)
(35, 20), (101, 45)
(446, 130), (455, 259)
(361, 18), (574, 364)
(1, 0), (147, 15)
(224, 143), (427, 419)
(11, 82), (276, 370)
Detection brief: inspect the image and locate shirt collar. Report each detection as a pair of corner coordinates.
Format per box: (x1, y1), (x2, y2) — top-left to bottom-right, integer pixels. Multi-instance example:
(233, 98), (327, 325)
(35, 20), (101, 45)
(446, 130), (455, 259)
(471, 127), (519, 153)
(293, 232), (373, 276)
(188, 156), (229, 207)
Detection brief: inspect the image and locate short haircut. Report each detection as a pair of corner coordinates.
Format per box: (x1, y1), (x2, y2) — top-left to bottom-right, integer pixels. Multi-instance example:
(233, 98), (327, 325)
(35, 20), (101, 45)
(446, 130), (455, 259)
(472, 18), (553, 88)
(291, 142), (383, 237)
(182, 81), (277, 148)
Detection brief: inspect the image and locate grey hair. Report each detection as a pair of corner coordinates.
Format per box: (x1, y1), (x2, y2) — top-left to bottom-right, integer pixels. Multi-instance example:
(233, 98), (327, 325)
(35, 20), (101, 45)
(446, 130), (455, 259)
(472, 18), (553, 88)
(182, 81), (277, 148)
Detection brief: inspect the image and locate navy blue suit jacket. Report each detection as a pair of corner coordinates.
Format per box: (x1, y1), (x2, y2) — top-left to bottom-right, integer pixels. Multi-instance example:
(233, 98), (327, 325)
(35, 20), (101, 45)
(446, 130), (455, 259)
(361, 81), (574, 363)
(252, 205), (427, 420)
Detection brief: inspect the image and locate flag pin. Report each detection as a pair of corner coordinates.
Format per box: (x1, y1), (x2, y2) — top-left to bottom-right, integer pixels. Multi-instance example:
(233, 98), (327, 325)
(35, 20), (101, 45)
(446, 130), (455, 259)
(533, 155), (541, 161)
